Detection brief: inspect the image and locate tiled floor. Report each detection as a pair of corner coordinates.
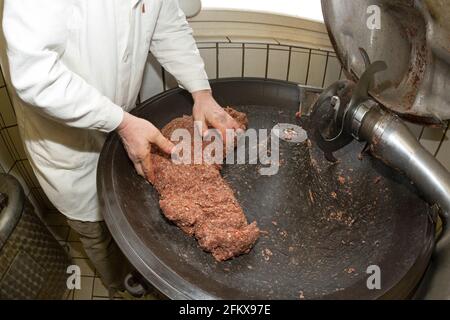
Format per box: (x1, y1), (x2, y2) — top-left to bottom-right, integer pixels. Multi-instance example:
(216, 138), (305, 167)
(42, 211), (122, 300)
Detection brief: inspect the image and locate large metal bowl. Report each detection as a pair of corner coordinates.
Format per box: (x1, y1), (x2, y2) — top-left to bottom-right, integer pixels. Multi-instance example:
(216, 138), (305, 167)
(98, 78), (435, 299)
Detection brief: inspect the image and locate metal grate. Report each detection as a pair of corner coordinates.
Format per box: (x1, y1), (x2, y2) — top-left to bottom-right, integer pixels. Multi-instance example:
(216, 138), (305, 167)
(141, 38), (449, 171)
(157, 40), (344, 91)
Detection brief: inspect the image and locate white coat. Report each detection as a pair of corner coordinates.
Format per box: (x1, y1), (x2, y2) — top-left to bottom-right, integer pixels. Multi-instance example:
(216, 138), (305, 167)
(3, 0), (210, 221)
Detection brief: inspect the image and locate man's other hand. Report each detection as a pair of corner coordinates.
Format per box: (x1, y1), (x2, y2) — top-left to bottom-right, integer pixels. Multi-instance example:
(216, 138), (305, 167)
(192, 90), (241, 141)
(117, 112), (174, 183)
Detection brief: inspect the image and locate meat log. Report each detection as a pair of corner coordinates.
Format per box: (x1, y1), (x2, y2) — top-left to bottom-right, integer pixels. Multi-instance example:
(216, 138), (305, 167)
(150, 108), (260, 261)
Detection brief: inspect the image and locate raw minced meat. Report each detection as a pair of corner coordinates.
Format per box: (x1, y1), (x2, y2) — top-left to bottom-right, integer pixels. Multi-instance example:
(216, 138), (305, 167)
(150, 108), (260, 261)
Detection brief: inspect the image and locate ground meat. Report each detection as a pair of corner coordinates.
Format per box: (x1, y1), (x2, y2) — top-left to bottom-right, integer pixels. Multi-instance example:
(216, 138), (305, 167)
(150, 108), (260, 261)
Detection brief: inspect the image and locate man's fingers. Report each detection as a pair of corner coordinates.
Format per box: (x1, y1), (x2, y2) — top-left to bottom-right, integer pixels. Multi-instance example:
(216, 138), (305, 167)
(210, 112), (240, 130)
(195, 117), (209, 138)
(193, 107), (208, 137)
(134, 155), (155, 184)
(210, 114), (241, 142)
(154, 133), (175, 155)
(141, 151), (155, 184)
(222, 113), (241, 130)
(204, 119), (225, 140)
(231, 118), (244, 130)
(134, 162), (144, 179)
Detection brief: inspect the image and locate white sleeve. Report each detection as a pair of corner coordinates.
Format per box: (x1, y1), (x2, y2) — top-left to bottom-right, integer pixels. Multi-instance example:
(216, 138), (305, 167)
(2, 0), (124, 133)
(150, 0), (211, 93)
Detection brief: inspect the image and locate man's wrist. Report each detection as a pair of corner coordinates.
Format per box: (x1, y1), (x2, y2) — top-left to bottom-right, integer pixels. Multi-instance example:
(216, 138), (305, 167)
(192, 89), (213, 102)
(117, 112), (132, 132)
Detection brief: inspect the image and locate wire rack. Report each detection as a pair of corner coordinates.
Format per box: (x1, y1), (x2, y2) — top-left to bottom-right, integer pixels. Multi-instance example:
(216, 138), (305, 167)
(154, 40), (344, 95)
(139, 38), (449, 163)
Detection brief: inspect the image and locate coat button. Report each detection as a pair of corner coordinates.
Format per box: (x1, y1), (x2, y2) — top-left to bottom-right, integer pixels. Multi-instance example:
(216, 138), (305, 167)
(123, 52), (130, 63)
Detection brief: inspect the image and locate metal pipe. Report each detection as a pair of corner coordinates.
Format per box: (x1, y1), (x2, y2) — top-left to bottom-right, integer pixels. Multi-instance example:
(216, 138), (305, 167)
(358, 108), (450, 299)
(359, 110), (450, 218)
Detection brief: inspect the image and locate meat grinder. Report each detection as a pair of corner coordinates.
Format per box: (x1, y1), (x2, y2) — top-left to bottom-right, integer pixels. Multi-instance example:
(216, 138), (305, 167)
(320, 0), (450, 299)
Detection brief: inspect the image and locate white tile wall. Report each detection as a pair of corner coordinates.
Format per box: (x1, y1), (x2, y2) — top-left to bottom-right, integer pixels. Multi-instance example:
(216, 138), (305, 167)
(0, 131), (14, 171)
(10, 160), (36, 190)
(288, 48), (310, 85)
(8, 162), (30, 196)
(436, 128), (450, 170)
(306, 50), (327, 87)
(27, 192), (44, 218)
(93, 277), (109, 298)
(0, 128), (18, 160)
(0, 65), (45, 217)
(73, 276), (94, 300)
(218, 43), (243, 78)
(196, 38), (229, 81)
(267, 45), (290, 80)
(420, 127), (446, 155)
(6, 126), (27, 159)
(242, 44), (267, 78)
(198, 44), (218, 79)
(23, 160), (39, 187)
(0, 87), (15, 127)
(323, 55), (341, 88)
(0, 70), (4, 87)
(73, 258), (95, 277)
(405, 122), (424, 139)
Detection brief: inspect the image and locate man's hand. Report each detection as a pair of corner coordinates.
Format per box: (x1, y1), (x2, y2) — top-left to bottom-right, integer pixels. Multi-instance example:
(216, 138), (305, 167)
(117, 112), (174, 183)
(192, 90), (242, 140)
